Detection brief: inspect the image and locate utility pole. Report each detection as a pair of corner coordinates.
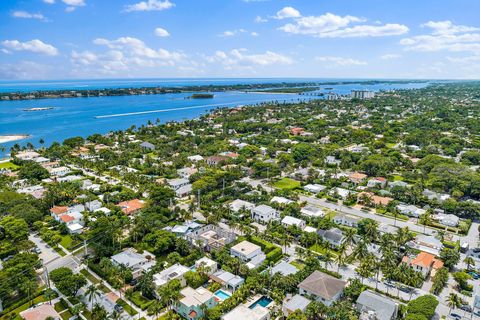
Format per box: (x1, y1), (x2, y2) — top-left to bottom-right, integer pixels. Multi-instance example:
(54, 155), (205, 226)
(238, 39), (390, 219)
(222, 178), (225, 197)
(84, 239), (87, 257)
(44, 266), (50, 289)
(197, 190), (201, 209)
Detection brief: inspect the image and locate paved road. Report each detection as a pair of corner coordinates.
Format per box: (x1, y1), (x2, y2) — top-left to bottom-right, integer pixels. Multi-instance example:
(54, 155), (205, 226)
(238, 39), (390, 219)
(29, 234), (61, 265)
(299, 195), (437, 236)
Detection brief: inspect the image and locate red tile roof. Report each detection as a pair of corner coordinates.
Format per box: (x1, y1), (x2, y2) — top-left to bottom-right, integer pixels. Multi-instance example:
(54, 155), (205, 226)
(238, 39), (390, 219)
(117, 199), (145, 215)
(50, 206), (68, 215)
(60, 215), (74, 223)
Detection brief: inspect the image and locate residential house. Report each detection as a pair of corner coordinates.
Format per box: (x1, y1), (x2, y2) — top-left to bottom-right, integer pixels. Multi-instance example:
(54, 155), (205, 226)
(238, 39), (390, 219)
(188, 155), (204, 162)
(356, 290), (398, 320)
(333, 213), (360, 228)
(281, 216), (306, 230)
(48, 166), (71, 177)
(140, 141), (155, 150)
(195, 257), (218, 275)
(177, 167), (198, 179)
(402, 252), (444, 277)
(389, 181), (410, 189)
(153, 264), (190, 288)
(166, 221), (203, 237)
(186, 224), (236, 251)
(396, 203), (426, 218)
(270, 261), (299, 276)
(367, 177), (387, 189)
(325, 156), (341, 166)
(230, 240), (266, 269)
(301, 204), (324, 218)
(282, 294), (311, 317)
(422, 189), (451, 203)
(332, 187), (353, 199)
(20, 303), (61, 320)
(110, 248), (156, 279)
(167, 178), (190, 191)
(298, 270), (347, 306)
(222, 303), (270, 320)
(349, 172), (368, 184)
(174, 287), (218, 320)
(317, 228), (344, 248)
(229, 199), (255, 214)
(251, 205), (280, 223)
(436, 213), (459, 227)
(210, 269), (245, 292)
(358, 192), (393, 206)
(116, 199), (145, 216)
(15, 150), (40, 161)
(85, 200), (102, 212)
(407, 235), (444, 257)
(270, 196), (294, 206)
(206, 156), (228, 166)
(290, 127), (304, 135)
(304, 184), (326, 194)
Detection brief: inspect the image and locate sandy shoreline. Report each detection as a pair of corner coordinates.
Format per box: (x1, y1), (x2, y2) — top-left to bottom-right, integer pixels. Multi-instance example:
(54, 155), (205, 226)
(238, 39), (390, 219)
(0, 135), (30, 144)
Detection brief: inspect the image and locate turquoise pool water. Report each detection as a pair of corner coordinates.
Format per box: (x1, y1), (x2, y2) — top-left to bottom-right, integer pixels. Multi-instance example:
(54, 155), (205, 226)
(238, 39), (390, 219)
(249, 296), (272, 309)
(214, 289), (231, 300)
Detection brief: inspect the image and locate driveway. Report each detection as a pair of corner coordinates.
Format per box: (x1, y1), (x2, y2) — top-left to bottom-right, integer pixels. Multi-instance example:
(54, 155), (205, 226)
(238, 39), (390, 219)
(29, 233), (61, 265)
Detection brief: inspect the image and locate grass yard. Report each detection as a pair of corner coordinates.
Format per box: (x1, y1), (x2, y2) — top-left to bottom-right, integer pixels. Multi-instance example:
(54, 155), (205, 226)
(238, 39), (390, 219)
(60, 310), (73, 320)
(0, 295), (47, 320)
(386, 143), (397, 149)
(273, 177), (301, 190)
(130, 291), (153, 310)
(393, 175), (404, 181)
(290, 260), (305, 270)
(117, 299), (138, 316)
(0, 161), (19, 170)
(310, 244), (338, 258)
(54, 299), (69, 312)
(80, 269), (101, 284)
(60, 235), (83, 251)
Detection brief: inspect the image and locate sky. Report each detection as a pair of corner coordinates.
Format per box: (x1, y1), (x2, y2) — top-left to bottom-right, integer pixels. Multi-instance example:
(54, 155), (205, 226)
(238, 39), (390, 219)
(1, 0), (480, 80)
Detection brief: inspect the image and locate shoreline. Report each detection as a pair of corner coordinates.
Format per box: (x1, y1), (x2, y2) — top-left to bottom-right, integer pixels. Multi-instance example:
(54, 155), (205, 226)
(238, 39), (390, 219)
(0, 134), (30, 144)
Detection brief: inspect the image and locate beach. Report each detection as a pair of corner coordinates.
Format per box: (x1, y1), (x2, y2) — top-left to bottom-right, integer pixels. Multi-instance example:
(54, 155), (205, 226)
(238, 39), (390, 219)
(0, 135), (29, 144)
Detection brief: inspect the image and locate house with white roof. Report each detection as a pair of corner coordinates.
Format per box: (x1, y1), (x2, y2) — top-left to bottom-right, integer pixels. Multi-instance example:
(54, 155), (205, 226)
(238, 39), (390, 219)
(300, 204), (324, 218)
(229, 199), (255, 214)
(333, 213), (360, 228)
(222, 303), (270, 320)
(317, 228), (344, 248)
(270, 261), (299, 276)
(436, 213), (459, 227)
(195, 257), (218, 275)
(174, 287), (218, 320)
(281, 216), (306, 229)
(230, 240), (266, 269)
(153, 264), (190, 288)
(251, 205), (279, 223)
(270, 196), (294, 205)
(282, 294), (311, 317)
(210, 269), (245, 292)
(396, 203), (426, 218)
(188, 155), (204, 162)
(304, 184), (326, 194)
(110, 248), (156, 279)
(356, 290), (398, 320)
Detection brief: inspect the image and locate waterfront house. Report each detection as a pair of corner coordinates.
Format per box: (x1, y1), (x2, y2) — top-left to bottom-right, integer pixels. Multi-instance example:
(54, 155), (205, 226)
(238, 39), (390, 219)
(298, 270), (347, 306)
(15, 150), (40, 161)
(356, 290), (398, 320)
(174, 287), (218, 320)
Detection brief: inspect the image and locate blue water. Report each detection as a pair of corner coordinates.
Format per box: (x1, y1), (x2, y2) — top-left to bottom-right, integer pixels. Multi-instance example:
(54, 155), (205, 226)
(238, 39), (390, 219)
(249, 296), (272, 309)
(214, 289), (231, 300)
(0, 78), (430, 157)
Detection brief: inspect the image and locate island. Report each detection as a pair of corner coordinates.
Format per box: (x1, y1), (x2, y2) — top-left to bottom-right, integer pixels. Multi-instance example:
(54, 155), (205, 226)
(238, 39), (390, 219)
(23, 107), (54, 112)
(189, 93), (214, 99)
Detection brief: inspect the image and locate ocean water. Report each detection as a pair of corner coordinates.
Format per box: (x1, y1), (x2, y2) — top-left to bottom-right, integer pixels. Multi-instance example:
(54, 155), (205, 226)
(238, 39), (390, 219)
(0, 79), (429, 156)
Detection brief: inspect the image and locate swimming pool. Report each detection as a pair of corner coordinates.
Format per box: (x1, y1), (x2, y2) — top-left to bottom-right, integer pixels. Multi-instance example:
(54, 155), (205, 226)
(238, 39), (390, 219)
(249, 296), (272, 309)
(214, 289), (232, 301)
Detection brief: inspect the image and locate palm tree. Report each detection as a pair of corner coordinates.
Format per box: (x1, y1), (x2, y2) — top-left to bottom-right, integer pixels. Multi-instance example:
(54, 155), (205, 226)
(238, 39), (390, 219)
(356, 257), (374, 284)
(85, 284), (100, 306)
(149, 300), (163, 319)
(108, 311), (121, 320)
(342, 228), (356, 250)
(464, 256), (475, 270)
(419, 211), (432, 233)
(335, 243), (348, 273)
(44, 288), (56, 305)
(323, 249), (333, 271)
(447, 293), (461, 315)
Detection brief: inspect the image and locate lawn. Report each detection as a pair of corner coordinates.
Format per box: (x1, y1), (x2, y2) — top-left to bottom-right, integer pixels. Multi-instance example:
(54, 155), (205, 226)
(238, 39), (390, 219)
(60, 310), (73, 320)
(393, 175), (404, 181)
(0, 295), (47, 320)
(80, 269), (101, 284)
(272, 178), (301, 190)
(310, 244), (338, 258)
(54, 299), (68, 312)
(290, 260), (305, 270)
(386, 143), (397, 149)
(60, 235), (83, 251)
(116, 299), (138, 316)
(130, 291), (153, 310)
(0, 161), (19, 170)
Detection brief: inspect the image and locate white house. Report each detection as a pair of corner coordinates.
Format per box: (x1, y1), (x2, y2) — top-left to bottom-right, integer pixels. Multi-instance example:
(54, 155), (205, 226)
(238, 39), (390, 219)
(333, 213), (360, 228)
(356, 290), (398, 320)
(396, 203), (426, 218)
(304, 184), (326, 194)
(281, 216), (306, 229)
(251, 205), (279, 223)
(111, 248), (156, 279)
(229, 199), (255, 213)
(153, 264), (190, 288)
(317, 228), (344, 248)
(270, 196), (294, 206)
(435, 213), (459, 227)
(230, 240), (265, 269)
(282, 294), (311, 317)
(195, 257), (218, 275)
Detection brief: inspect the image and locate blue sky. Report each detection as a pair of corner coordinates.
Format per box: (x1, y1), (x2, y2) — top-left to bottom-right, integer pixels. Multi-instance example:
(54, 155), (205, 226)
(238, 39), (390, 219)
(1, 0), (479, 80)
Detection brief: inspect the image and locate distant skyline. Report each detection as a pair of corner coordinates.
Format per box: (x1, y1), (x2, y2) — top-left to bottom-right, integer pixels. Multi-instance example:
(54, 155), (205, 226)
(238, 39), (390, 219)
(1, 0), (480, 80)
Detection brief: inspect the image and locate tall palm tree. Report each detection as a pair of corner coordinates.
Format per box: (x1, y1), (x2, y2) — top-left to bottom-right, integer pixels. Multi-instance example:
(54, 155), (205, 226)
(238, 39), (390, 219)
(323, 249), (334, 271)
(419, 211), (432, 233)
(464, 257), (475, 270)
(85, 284), (100, 306)
(335, 243), (348, 273)
(342, 228), (356, 250)
(447, 293), (461, 315)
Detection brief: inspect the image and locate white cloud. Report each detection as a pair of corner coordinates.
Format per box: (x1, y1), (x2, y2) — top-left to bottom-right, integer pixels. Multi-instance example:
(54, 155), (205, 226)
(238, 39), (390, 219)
(0, 61), (51, 79)
(219, 29), (248, 37)
(62, 0), (85, 6)
(43, 0), (55, 3)
(401, 20), (480, 53)
(251, 32), (259, 37)
(315, 56), (367, 66)
(11, 11), (47, 21)
(65, 6), (76, 12)
(275, 7), (301, 20)
(1, 39), (58, 56)
(381, 54), (401, 60)
(255, 16), (267, 23)
(277, 9), (408, 38)
(124, 0), (174, 12)
(154, 27), (170, 37)
(207, 49), (293, 70)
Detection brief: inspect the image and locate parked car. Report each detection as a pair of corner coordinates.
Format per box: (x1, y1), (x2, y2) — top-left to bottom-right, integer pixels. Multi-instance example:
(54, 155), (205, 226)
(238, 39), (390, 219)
(460, 305), (472, 313)
(468, 271), (479, 279)
(114, 304), (124, 313)
(472, 248), (480, 253)
(450, 313), (462, 320)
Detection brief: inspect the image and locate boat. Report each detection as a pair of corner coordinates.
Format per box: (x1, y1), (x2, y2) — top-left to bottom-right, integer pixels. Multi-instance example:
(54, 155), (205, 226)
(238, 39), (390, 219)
(23, 107), (54, 112)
